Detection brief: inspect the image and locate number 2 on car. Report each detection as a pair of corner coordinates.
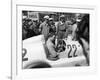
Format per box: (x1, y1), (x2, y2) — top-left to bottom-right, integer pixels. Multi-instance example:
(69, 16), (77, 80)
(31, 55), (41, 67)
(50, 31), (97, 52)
(22, 48), (28, 61)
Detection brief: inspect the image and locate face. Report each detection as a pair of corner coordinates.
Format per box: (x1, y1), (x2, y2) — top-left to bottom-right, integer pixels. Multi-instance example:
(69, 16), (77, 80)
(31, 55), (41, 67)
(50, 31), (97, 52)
(76, 18), (81, 22)
(28, 21), (32, 25)
(22, 19), (25, 24)
(33, 21), (36, 25)
(67, 21), (72, 27)
(50, 35), (55, 40)
(75, 14), (82, 22)
(68, 24), (72, 27)
(60, 17), (65, 22)
(45, 19), (49, 23)
(49, 20), (53, 24)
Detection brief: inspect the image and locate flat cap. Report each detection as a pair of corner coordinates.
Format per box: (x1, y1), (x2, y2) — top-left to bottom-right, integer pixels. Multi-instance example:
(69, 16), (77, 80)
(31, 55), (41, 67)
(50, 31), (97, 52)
(44, 15), (49, 19)
(49, 18), (53, 21)
(60, 15), (65, 18)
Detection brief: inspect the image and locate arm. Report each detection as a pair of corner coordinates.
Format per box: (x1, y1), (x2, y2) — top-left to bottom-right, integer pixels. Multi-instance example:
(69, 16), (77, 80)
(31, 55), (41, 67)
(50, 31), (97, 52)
(39, 24), (43, 33)
(56, 22), (59, 36)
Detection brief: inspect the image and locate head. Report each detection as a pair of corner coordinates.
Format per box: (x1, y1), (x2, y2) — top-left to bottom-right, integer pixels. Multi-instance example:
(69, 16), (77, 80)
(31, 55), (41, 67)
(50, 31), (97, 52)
(49, 18), (54, 25)
(49, 35), (55, 40)
(47, 34), (55, 43)
(71, 18), (77, 25)
(60, 15), (65, 22)
(67, 21), (73, 27)
(27, 19), (32, 25)
(44, 15), (49, 23)
(32, 20), (37, 25)
(75, 13), (82, 22)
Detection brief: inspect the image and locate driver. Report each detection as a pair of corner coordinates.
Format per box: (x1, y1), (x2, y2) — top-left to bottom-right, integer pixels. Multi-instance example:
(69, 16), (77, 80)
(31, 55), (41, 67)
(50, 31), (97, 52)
(46, 35), (59, 60)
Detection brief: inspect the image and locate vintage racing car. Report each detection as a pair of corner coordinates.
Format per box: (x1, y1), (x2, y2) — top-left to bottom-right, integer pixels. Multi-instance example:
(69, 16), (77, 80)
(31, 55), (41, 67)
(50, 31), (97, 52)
(22, 35), (88, 69)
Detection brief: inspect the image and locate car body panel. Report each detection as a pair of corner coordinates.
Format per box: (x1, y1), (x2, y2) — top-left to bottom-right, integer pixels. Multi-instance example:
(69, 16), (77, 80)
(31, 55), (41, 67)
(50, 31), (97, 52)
(22, 35), (87, 69)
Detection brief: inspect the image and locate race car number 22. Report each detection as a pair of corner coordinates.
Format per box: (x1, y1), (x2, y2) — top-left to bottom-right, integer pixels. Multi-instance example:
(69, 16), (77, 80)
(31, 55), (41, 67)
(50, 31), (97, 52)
(67, 44), (77, 58)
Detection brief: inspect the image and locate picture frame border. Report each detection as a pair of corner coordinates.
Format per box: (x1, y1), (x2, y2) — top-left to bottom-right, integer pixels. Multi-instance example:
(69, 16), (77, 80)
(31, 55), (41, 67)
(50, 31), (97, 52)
(11, 1), (97, 80)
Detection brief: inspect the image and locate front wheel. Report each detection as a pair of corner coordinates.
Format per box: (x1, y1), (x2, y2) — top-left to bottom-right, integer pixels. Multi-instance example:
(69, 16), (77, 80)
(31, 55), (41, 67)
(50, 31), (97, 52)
(24, 61), (51, 69)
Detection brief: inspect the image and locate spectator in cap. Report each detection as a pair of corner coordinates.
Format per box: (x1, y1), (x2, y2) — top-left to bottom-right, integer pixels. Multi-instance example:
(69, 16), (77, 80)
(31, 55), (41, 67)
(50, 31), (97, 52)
(39, 15), (50, 42)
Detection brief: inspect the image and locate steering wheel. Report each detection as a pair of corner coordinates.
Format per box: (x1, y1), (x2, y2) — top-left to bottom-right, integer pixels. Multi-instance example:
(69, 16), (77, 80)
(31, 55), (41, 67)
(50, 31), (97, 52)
(56, 39), (66, 52)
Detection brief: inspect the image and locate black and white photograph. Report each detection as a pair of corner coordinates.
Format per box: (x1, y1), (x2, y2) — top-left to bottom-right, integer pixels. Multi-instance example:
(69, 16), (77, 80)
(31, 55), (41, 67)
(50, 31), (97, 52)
(0, 0), (99, 79)
(10, 1), (97, 79)
(22, 10), (90, 69)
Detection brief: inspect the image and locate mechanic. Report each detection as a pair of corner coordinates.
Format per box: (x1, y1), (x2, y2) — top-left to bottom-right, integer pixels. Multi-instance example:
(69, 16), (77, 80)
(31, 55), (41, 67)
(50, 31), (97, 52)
(39, 15), (50, 42)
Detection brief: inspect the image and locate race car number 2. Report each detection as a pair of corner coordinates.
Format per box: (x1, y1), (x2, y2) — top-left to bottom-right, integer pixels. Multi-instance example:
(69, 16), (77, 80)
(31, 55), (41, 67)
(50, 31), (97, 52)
(67, 44), (77, 58)
(22, 48), (28, 61)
